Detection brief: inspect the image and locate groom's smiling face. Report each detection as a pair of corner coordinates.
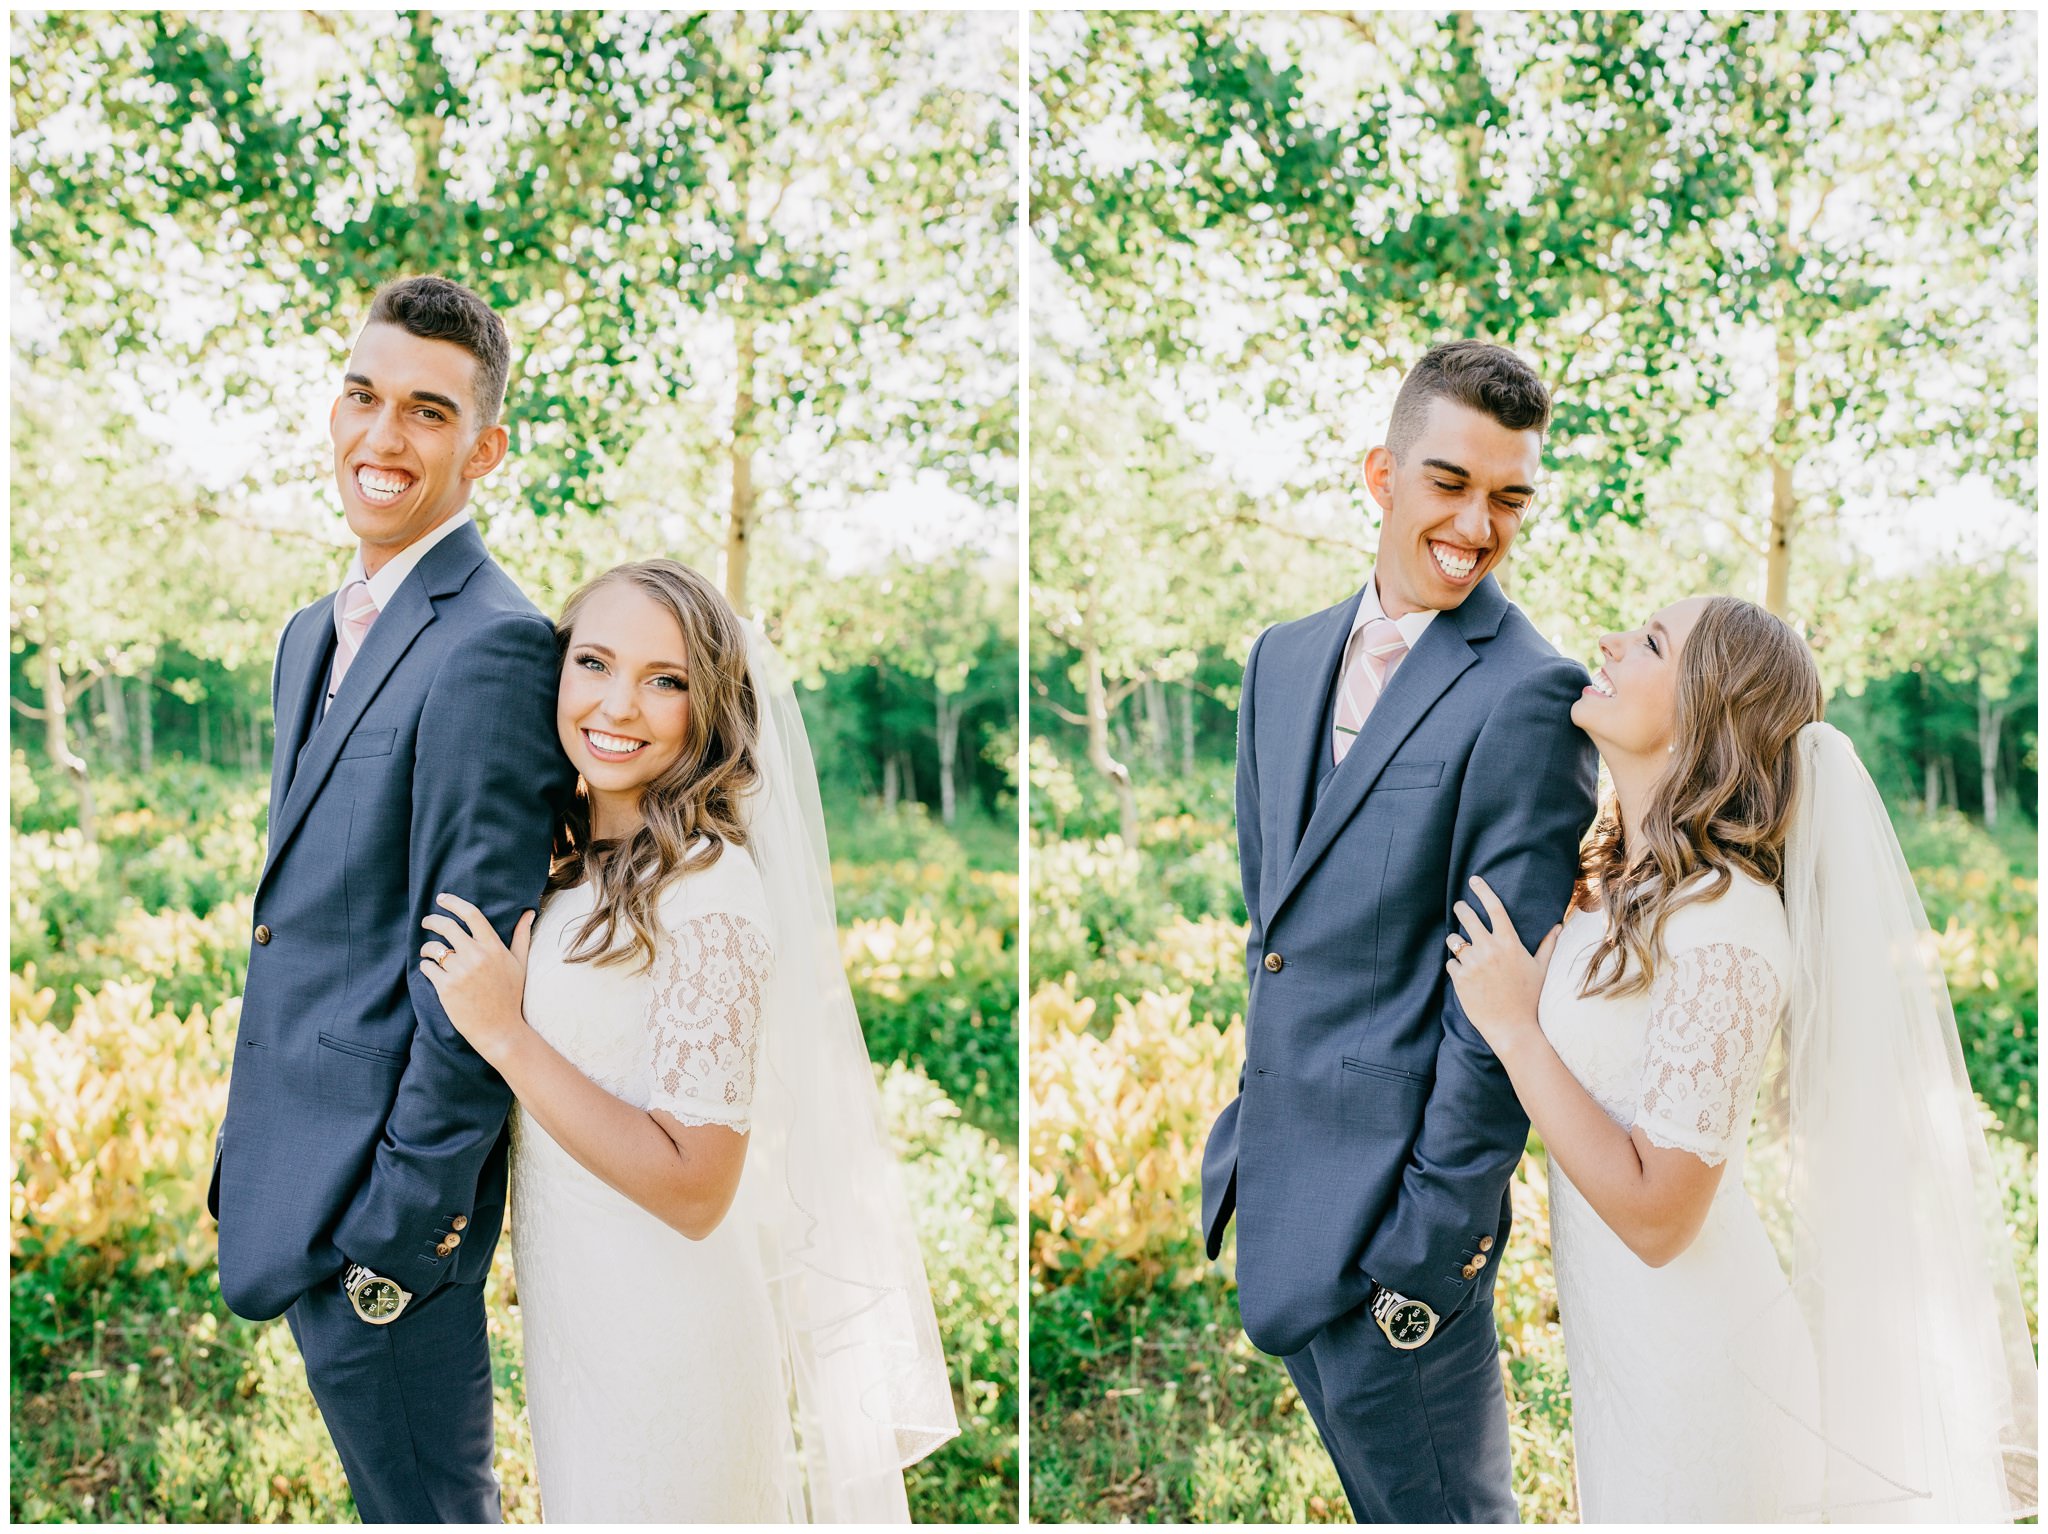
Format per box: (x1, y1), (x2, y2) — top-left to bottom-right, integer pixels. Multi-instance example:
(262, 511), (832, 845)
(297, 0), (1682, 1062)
(329, 322), (508, 576)
(1363, 397), (1541, 617)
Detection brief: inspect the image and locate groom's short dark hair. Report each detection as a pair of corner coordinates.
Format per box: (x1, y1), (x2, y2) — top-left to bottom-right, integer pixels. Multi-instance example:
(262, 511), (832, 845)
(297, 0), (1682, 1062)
(1387, 340), (1551, 458)
(365, 276), (512, 429)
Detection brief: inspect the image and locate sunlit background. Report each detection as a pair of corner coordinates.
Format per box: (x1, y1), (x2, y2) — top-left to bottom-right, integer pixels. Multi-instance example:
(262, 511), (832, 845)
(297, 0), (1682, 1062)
(1025, 10), (2036, 1523)
(11, 11), (1018, 1522)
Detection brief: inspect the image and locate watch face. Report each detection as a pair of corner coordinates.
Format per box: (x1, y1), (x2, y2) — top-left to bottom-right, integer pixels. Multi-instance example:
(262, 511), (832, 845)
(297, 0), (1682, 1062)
(1387, 1302), (1432, 1345)
(356, 1278), (404, 1321)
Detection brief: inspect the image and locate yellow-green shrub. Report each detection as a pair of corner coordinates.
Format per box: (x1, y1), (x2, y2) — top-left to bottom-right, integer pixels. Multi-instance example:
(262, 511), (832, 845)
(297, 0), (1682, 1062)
(1030, 979), (1242, 1290)
(12, 969), (235, 1279)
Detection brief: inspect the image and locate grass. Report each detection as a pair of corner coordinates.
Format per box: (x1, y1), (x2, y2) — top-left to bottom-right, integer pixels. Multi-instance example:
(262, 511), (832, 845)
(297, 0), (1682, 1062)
(1029, 1155), (1578, 1524)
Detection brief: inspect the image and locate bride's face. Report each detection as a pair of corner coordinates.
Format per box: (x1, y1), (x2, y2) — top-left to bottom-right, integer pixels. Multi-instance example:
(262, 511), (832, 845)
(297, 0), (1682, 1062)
(1571, 597), (1710, 759)
(557, 583), (694, 806)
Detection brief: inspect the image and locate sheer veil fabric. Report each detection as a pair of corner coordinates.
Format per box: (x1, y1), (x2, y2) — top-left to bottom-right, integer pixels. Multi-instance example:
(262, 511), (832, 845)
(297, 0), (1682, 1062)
(737, 624), (959, 1521)
(1745, 721), (2037, 1520)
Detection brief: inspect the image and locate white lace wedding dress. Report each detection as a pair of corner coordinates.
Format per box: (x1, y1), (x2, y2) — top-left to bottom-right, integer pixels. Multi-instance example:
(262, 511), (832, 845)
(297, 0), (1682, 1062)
(509, 843), (803, 1522)
(1538, 870), (1824, 1521)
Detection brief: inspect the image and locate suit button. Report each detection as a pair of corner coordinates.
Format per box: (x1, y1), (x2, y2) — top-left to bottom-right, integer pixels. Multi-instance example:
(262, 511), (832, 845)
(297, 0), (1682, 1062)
(436, 1239), (456, 1257)
(254, 925), (272, 945)
(450, 1216), (469, 1232)
(1461, 1262), (1478, 1279)
(1471, 1252), (1488, 1271)
(1478, 1235), (1495, 1253)
(1263, 953), (1284, 972)
(442, 1232), (461, 1248)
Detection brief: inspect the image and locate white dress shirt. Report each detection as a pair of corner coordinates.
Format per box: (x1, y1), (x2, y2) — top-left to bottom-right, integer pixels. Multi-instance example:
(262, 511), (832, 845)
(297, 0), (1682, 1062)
(1338, 568), (1437, 691)
(325, 511), (474, 706)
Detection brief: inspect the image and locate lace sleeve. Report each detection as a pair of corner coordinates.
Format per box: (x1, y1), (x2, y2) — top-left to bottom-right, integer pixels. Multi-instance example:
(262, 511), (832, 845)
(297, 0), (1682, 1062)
(647, 911), (774, 1132)
(1634, 942), (1782, 1167)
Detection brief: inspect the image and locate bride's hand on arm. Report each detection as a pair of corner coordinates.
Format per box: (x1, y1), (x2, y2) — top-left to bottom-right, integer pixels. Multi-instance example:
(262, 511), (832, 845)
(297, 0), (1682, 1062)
(419, 893), (537, 1065)
(1444, 875), (1561, 1061)
(1448, 877), (1723, 1267)
(424, 894), (750, 1241)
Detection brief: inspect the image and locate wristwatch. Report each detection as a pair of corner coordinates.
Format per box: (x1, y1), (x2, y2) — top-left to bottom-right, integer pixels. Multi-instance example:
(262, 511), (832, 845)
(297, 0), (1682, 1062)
(341, 1262), (412, 1325)
(1368, 1279), (1438, 1350)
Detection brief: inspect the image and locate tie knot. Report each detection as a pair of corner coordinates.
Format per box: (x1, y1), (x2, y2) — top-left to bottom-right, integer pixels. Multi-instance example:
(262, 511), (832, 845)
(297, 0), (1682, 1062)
(342, 581), (378, 635)
(1359, 615), (1407, 663)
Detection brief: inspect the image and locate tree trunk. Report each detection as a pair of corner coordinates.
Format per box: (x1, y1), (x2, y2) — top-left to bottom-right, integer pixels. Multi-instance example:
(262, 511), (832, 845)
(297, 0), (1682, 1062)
(243, 696), (263, 776)
(1924, 755), (1941, 816)
(936, 686), (960, 827)
(1977, 689), (2004, 830)
(1941, 756), (1960, 815)
(882, 753), (900, 813)
(1180, 683), (1196, 777)
(40, 648), (95, 843)
(1081, 641), (1138, 847)
(725, 316), (759, 613)
(1144, 678), (1171, 775)
(1764, 324), (1798, 617)
(199, 703), (212, 767)
(137, 665), (155, 773)
(100, 674), (129, 772)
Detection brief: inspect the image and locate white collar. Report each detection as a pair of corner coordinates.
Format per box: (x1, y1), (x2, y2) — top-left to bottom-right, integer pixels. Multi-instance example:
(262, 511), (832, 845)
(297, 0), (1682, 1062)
(343, 511), (473, 610)
(1349, 569), (1439, 652)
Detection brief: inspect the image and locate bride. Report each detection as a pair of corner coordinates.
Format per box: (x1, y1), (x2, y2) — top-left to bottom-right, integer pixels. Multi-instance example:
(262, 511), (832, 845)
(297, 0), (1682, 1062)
(416, 558), (958, 1521)
(1446, 594), (2036, 1522)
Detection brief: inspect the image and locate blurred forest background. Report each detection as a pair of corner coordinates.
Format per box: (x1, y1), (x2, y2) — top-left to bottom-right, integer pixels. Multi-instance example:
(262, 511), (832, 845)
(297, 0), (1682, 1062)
(11, 11), (1017, 1523)
(1026, 11), (2037, 1522)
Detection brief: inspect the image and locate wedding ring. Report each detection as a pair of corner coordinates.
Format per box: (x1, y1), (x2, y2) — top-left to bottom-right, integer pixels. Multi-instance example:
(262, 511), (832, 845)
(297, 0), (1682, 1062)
(423, 942), (450, 965)
(1447, 934), (1467, 954)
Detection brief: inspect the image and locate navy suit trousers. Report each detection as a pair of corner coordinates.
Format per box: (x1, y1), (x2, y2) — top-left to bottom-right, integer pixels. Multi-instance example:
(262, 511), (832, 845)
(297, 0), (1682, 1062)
(286, 1275), (500, 1523)
(1284, 1294), (1516, 1524)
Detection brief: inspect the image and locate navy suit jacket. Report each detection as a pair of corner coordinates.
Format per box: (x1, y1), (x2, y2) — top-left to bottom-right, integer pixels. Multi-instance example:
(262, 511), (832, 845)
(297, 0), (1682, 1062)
(1202, 575), (1597, 1357)
(210, 521), (576, 1321)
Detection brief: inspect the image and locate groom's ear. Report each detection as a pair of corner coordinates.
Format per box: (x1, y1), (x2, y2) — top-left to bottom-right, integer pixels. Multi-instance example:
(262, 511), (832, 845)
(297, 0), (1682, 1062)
(1362, 444), (1396, 515)
(461, 422), (510, 483)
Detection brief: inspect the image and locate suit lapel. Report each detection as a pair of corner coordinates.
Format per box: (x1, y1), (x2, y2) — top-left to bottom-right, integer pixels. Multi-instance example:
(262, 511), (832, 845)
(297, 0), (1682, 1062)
(1269, 589), (1364, 886)
(269, 602), (335, 835)
(1269, 577), (1506, 924)
(259, 522), (491, 889)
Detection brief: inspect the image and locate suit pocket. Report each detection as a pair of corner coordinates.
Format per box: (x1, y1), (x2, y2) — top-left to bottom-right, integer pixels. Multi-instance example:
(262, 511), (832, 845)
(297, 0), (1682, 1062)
(316, 1031), (409, 1111)
(1375, 759), (1444, 791)
(337, 729), (397, 761)
(318, 1031), (408, 1066)
(1342, 1055), (1433, 1090)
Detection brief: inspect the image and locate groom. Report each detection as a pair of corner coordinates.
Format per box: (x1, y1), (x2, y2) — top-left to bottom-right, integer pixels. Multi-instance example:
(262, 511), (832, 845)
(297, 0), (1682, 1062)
(1202, 341), (1598, 1521)
(209, 276), (575, 1520)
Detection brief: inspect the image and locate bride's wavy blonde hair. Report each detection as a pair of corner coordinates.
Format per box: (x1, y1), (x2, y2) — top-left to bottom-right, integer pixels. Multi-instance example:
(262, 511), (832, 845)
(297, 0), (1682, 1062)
(547, 559), (760, 971)
(1578, 596), (1823, 999)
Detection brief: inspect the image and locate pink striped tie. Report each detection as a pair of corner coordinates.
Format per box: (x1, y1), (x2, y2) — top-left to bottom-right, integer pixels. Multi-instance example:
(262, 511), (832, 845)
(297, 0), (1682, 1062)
(1332, 616), (1408, 765)
(329, 580), (380, 700)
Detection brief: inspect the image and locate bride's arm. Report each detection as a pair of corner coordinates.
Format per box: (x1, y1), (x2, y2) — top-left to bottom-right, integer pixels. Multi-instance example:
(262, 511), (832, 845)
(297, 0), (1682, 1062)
(1446, 878), (1741, 1268)
(1473, 1016), (1723, 1267)
(489, 1030), (747, 1240)
(418, 893), (752, 1241)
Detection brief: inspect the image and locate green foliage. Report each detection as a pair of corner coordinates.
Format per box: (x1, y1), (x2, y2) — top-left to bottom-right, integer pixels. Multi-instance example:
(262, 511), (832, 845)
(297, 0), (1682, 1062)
(1893, 812), (2039, 1140)
(833, 803), (1020, 1141)
(11, 761), (264, 1022)
(1034, 11), (2035, 522)
(1029, 753), (2039, 1519)
(885, 1066), (1021, 1521)
(14, 12), (1016, 527)
(12, 759), (1019, 1523)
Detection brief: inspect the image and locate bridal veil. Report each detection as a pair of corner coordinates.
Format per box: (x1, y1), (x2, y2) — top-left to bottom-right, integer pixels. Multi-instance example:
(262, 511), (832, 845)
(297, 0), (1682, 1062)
(1748, 721), (2037, 1520)
(736, 624), (960, 1521)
